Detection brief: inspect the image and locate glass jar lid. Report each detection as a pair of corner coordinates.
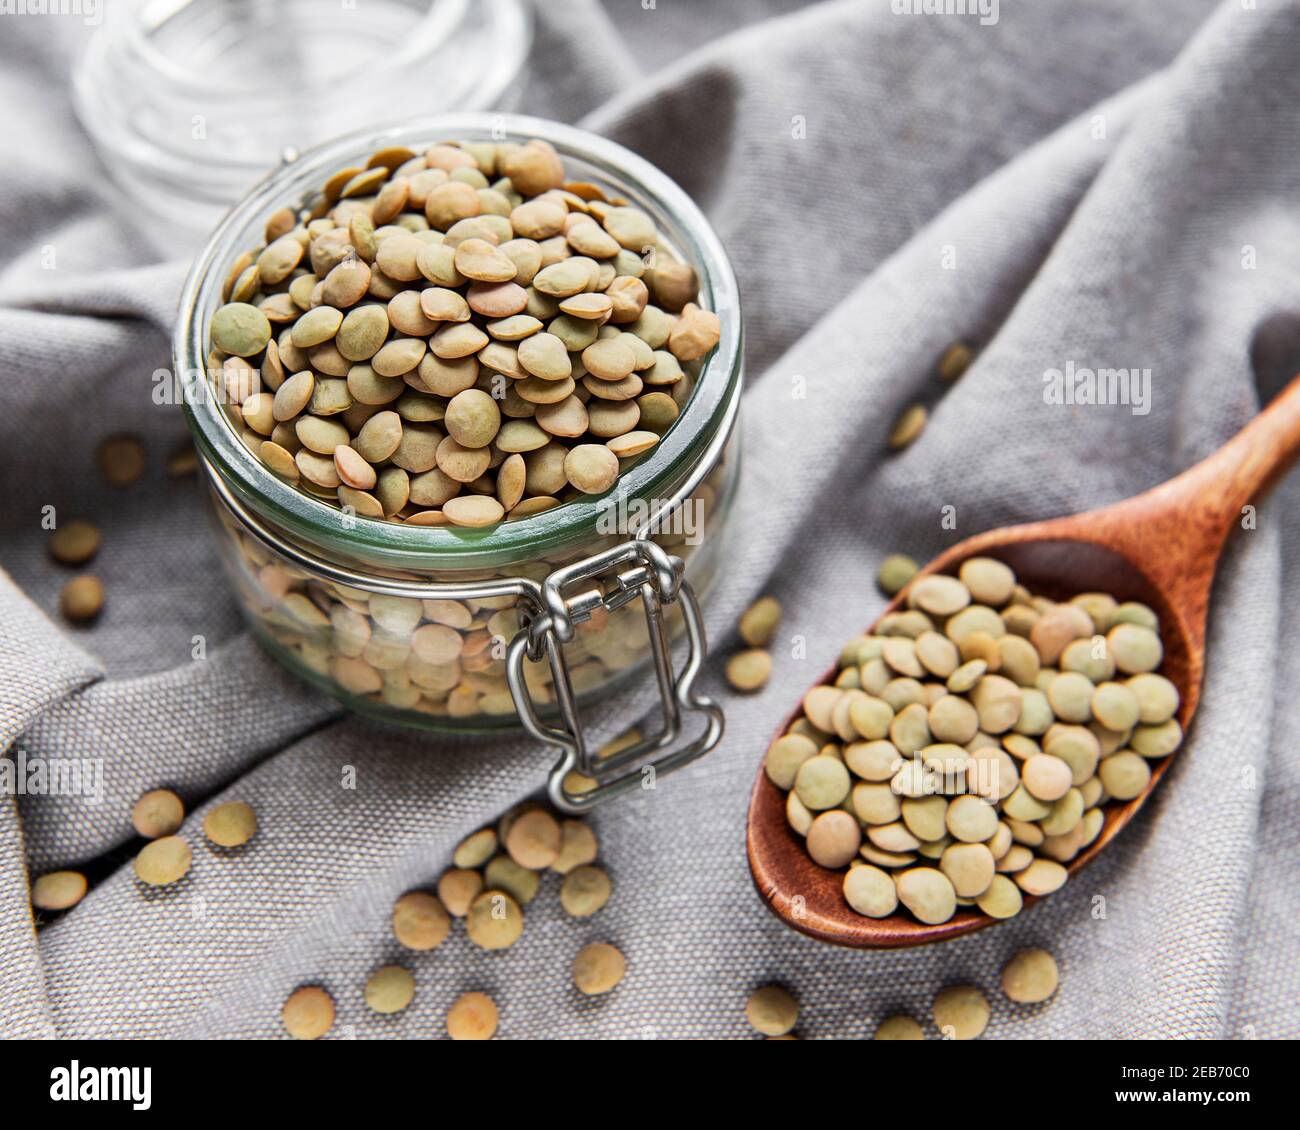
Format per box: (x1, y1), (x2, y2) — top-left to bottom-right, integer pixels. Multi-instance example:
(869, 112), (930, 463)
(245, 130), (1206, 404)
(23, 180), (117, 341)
(73, 0), (531, 248)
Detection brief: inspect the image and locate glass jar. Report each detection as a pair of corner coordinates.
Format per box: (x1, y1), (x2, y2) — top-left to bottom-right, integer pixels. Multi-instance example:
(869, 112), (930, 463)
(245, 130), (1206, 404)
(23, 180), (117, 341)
(175, 113), (743, 811)
(74, 0), (531, 250)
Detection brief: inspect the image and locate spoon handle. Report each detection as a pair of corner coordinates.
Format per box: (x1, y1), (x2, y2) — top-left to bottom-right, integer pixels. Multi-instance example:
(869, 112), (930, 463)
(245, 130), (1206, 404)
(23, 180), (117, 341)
(1083, 371), (1300, 642)
(1112, 374), (1300, 551)
(1161, 372), (1300, 526)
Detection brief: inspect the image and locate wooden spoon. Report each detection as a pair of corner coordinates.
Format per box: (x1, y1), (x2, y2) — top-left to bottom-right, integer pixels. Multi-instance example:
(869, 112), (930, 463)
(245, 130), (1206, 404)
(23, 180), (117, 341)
(748, 373), (1300, 947)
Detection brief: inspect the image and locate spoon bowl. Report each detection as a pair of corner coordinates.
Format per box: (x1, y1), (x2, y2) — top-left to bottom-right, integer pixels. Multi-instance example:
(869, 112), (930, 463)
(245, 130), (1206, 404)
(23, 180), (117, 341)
(747, 374), (1300, 947)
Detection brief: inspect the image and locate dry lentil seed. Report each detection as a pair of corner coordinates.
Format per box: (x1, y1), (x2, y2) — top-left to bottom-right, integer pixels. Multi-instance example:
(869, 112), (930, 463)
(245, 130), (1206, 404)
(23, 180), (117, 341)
(1131, 718), (1183, 758)
(976, 874), (1023, 918)
(551, 819), (599, 875)
(453, 828), (497, 870)
(134, 836), (192, 886)
(447, 991), (499, 1040)
(49, 520), (101, 565)
(393, 890), (451, 950)
(895, 867), (956, 924)
(795, 756), (852, 811)
(806, 810), (861, 868)
(97, 435), (146, 487)
(32, 870), (88, 911)
(937, 341), (973, 382)
(667, 303), (720, 361)
(559, 864), (612, 917)
(889, 404), (927, 450)
(932, 984), (989, 1040)
(204, 801), (257, 847)
(1015, 858), (1068, 896)
(435, 869), (483, 918)
(364, 965), (415, 1014)
(765, 733), (819, 789)
(1001, 948), (1059, 1003)
(1127, 672), (1179, 724)
(726, 648), (772, 691)
(573, 941), (626, 996)
(505, 808), (561, 869)
(1098, 751), (1151, 799)
(212, 302), (272, 356)
(283, 986), (334, 1040)
(910, 575), (971, 617)
(959, 557), (1015, 605)
(564, 444), (619, 493)
(442, 494), (504, 527)
(132, 789), (184, 839)
(745, 985), (798, 1036)
(466, 889), (524, 950)
(739, 596), (782, 648)
(1108, 622), (1163, 673)
(60, 575), (104, 623)
(843, 864), (898, 917)
(875, 1015), (924, 1040)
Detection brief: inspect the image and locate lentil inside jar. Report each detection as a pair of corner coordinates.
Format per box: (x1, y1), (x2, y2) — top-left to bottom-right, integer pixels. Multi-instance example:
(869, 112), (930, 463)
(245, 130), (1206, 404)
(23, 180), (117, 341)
(179, 116), (742, 734)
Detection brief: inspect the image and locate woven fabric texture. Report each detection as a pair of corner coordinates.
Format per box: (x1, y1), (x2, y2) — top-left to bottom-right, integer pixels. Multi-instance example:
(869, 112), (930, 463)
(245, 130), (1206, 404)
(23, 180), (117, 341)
(1, 0), (1296, 1039)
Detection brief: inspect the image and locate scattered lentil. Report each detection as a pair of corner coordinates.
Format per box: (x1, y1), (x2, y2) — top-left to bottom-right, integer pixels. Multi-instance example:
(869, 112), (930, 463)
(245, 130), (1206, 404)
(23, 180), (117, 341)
(745, 985), (798, 1036)
(559, 864), (612, 917)
(573, 941), (626, 995)
(49, 520), (101, 566)
(447, 991), (499, 1040)
(364, 965), (416, 1014)
(1001, 948), (1059, 1004)
(393, 891), (452, 951)
(551, 819), (599, 874)
(505, 808), (561, 869)
(283, 985), (335, 1040)
(97, 435), (146, 486)
(32, 870), (88, 911)
(726, 648), (772, 691)
(875, 1014), (925, 1040)
(467, 889), (524, 950)
(134, 836), (192, 886)
(204, 801), (257, 847)
(877, 554), (918, 596)
(888, 404), (927, 450)
(132, 789), (185, 839)
(60, 576), (104, 623)
(937, 341), (973, 383)
(453, 828), (498, 869)
(932, 984), (990, 1040)
(739, 595), (782, 648)
(437, 868), (484, 917)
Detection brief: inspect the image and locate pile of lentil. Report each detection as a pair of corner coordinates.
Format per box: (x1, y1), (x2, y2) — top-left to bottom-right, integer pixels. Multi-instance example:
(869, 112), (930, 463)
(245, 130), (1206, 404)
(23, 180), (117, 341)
(764, 556), (1183, 925)
(207, 137), (720, 528)
(284, 801), (623, 1040)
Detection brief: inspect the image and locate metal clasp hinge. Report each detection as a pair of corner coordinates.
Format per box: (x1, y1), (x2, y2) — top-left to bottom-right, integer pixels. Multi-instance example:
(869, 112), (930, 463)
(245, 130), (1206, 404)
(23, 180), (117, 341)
(504, 539), (724, 814)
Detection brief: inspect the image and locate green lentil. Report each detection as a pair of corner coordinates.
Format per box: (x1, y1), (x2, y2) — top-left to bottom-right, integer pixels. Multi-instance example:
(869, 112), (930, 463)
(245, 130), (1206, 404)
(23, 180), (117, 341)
(765, 558), (1184, 927)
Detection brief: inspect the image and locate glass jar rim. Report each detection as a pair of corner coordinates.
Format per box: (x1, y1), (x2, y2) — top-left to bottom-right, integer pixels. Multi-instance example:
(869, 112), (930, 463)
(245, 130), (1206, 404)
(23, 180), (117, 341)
(177, 112), (743, 573)
(118, 0), (468, 99)
(73, 1), (533, 240)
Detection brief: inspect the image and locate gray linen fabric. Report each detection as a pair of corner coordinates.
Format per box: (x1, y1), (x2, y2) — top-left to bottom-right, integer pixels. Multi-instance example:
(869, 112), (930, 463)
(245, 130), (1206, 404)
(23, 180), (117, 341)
(2, 0), (1298, 1040)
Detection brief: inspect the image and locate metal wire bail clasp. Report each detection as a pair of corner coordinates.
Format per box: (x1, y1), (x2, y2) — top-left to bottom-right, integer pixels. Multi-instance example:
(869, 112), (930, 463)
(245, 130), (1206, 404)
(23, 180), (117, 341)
(505, 539), (724, 814)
